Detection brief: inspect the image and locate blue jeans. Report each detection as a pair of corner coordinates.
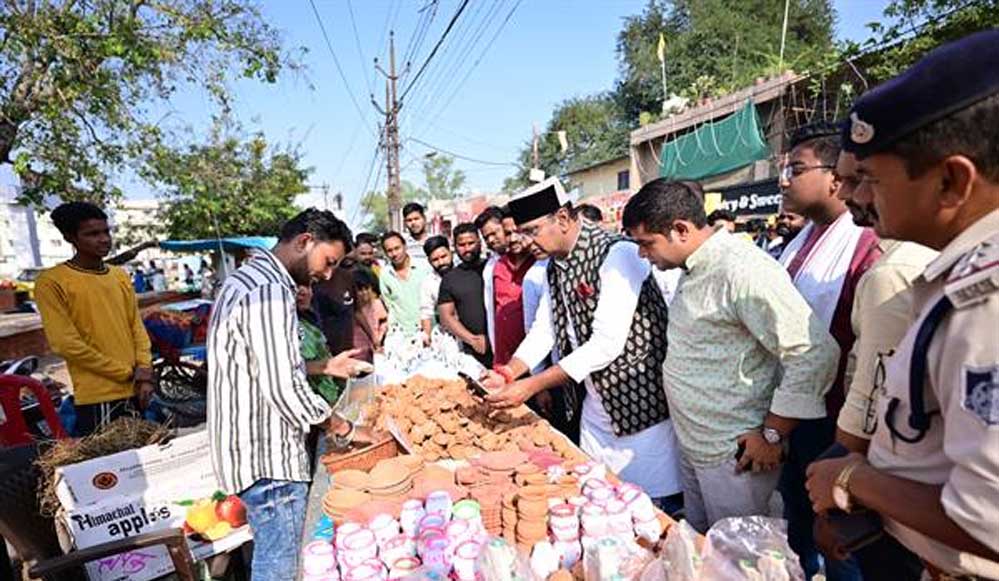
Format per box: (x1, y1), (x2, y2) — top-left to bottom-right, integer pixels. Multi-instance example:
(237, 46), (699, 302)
(779, 418), (863, 581)
(240, 479), (309, 581)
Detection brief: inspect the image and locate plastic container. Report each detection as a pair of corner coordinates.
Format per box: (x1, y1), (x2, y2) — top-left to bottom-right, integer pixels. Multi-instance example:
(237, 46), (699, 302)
(401, 500), (426, 538)
(418, 513), (447, 534)
(453, 539), (483, 581)
(370, 514), (401, 546)
(425, 490), (454, 520)
(387, 556), (422, 579)
(381, 534), (417, 568)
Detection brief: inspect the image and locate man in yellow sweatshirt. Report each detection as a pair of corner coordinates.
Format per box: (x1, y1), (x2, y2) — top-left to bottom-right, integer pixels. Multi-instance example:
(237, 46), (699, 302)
(35, 202), (154, 436)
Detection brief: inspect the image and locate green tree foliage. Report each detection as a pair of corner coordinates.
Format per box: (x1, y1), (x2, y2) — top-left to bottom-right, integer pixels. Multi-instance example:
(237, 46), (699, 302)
(359, 181), (427, 234)
(850, 0), (999, 83)
(505, 0), (834, 189)
(423, 154), (467, 200)
(146, 120), (311, 240)
(615, 0), (835, 121)
(504, 94), (630, 192)
(0, 0), (297, 208)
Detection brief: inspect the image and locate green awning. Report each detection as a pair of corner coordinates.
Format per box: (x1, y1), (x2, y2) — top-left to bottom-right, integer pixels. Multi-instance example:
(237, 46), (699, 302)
(659, 100), (770, 181)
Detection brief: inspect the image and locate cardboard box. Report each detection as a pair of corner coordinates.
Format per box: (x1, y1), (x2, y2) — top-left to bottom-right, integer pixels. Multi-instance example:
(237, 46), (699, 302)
(56, 431), (252, 581)
(56, 431), (219, 510)
(65, 496), (251, 581)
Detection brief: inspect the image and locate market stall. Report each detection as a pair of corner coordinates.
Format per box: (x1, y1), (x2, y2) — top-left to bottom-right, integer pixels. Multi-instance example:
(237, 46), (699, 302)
(298, 334), (804, 581)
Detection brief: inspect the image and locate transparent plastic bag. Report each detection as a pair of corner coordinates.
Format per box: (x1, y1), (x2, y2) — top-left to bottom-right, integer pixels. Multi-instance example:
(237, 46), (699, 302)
(698, 517), (804, 581)
(660, 520), (701, 581)
(582, 537), (655, 581)
(333, 371), (381, 425)
(476, 537), (539, 581)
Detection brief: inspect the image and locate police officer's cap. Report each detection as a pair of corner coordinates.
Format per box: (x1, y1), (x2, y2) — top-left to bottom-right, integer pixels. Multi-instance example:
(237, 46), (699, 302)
(843, 29), (999, 159)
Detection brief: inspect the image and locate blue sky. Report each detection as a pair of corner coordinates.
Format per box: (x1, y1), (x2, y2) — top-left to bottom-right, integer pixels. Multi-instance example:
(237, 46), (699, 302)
(4, 0), (893, 227)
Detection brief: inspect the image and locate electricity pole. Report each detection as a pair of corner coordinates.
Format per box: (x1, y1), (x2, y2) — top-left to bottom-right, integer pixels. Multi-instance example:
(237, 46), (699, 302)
(374, 32), (403, 232)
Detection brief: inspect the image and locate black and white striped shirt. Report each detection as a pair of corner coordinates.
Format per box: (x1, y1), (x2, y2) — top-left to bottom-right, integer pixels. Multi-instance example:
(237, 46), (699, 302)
(207, 249), (331, 493)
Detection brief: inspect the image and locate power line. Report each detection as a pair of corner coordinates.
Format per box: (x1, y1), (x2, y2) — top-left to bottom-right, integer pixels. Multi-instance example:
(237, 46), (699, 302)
(349, 144), (384, 228)
(307, 0), (376, 137)
(408, 137), (517, 167)
(405, 0), (503, 129)
(345, 0), (373, 95)
(417, 0), (522, 135)
(400, 0), (438, 81)
(398, 0), (472, 103)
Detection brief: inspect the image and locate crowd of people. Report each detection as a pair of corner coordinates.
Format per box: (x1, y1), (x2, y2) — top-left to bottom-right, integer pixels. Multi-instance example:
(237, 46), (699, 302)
(30, 31), (997, 581)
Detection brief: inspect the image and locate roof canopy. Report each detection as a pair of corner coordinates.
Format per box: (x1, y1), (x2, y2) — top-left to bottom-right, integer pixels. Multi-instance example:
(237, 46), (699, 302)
(159, 236), (276, 253)
(659, 100), (770, 182)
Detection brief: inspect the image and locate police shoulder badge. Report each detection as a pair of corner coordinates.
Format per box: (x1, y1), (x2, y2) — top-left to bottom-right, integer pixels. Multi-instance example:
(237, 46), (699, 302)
(850, 112), (875, 144)
(945, 237), (999, 309)
(963, 365), (999, 426)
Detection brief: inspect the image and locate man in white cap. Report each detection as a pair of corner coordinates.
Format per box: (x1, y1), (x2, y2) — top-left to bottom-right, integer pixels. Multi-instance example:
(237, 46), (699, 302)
(481, 178), (682, 512)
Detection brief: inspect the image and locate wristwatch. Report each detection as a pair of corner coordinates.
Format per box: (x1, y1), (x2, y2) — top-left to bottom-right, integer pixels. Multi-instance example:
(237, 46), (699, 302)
(833, 461), (862, 512)
(762, 426), (784, 445)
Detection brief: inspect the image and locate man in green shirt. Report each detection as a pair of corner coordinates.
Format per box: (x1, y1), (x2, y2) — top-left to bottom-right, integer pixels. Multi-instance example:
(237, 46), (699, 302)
(379, 231), (428, 334)
(623, 179), (839, 532)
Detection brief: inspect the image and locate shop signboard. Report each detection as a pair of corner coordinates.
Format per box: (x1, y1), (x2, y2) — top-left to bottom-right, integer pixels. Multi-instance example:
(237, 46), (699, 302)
(704, 178), (782, 217)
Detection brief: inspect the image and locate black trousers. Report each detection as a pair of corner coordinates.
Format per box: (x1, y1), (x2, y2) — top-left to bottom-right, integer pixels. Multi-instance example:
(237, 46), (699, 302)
(853, 533), (925, 581)
(73, 397), (140, 437)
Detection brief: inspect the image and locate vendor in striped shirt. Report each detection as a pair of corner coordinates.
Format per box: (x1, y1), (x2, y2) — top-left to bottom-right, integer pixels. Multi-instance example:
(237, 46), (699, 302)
(207, 209), (369, 581)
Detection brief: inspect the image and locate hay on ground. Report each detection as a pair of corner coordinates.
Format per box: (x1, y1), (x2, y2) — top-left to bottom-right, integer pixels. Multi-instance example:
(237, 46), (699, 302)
(35, 417), (172, 517)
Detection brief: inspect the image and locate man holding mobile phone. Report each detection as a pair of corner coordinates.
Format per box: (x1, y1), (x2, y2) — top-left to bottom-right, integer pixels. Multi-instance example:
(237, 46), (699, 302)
(622, 180), (839, 533)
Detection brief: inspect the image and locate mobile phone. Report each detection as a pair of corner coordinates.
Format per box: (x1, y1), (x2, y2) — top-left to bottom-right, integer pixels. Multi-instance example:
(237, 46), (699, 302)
(457, 371), (490, 398)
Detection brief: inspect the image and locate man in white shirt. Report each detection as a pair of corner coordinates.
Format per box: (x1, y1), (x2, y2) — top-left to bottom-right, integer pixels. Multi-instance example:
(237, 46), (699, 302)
(419, 235), (453, 344)
(481, 178), (682, 509)
(403, 202), (430, 262)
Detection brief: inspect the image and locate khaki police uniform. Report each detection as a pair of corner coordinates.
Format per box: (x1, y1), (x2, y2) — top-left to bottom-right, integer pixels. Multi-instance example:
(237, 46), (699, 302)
(867, 210), (999, 578)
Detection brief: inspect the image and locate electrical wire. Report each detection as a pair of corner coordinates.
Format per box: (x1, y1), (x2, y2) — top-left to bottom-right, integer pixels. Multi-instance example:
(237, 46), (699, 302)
(417, 0), (523, 134)
(408, 137), (517, 167)
(407, 0), (506, 133)
(307, 0), (376, 138)
(346, 0), (373, 95)
(398, 0), (472, 103)
(401, 0), (499, 130)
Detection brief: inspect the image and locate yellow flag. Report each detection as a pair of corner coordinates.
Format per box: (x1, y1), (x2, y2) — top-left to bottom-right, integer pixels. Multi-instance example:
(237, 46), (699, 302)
(657, 32), (666, 63)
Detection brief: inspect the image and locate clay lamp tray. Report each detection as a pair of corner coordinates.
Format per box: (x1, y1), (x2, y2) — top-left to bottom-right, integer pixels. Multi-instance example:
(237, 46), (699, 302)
(369, 458), (411, 489)
(476, 451), (528, 472)
(333, 469), (371, 491)
(398, 454), (425, 475)
(322, 488), (371, 519)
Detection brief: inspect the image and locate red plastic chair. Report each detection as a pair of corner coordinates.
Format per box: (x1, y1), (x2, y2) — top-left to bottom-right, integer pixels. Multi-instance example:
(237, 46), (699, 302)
(0, 375), (68, 446)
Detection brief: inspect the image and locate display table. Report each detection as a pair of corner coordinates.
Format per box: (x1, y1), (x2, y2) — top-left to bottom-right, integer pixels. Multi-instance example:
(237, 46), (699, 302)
(300, 436), (335, 581)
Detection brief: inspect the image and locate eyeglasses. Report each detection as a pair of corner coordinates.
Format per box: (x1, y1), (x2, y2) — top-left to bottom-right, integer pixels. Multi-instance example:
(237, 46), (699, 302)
(780, 163), (835, 181)
(863, 350), (893, 435)
(518, 216), (555, 239)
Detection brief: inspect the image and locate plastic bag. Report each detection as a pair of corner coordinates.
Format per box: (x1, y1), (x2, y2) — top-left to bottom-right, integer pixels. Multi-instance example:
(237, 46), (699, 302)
(333, 371), (382, 425)
(698, 517), (804, 581)
(582, 536), (655, 581)
(660, 520), (701, 581)
(476, 538), (538, 581)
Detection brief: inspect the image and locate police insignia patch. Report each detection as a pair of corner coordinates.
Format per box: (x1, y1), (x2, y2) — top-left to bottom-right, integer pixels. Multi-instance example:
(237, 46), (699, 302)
(963, 365), (999, 426)
(850, 112), (875, 144)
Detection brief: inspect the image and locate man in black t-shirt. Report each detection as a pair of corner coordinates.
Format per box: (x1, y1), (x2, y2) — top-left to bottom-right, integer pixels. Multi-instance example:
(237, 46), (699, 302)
(437, 222), (492, 368)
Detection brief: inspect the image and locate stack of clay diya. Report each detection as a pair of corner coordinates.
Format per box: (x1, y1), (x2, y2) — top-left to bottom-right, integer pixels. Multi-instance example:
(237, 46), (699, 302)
(323, 455), (466, 525)
(367, 458), (415, 501)
(513, 484), (551, 550)
(322, 488), (371, 527)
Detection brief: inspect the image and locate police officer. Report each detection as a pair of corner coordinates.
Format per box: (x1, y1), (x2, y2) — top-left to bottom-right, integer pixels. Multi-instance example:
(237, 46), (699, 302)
(805, 30), (999, 580)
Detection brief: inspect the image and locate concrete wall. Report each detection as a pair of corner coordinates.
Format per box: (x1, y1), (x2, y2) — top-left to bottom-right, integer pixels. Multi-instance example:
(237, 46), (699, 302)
(566, 157), (631, 199)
